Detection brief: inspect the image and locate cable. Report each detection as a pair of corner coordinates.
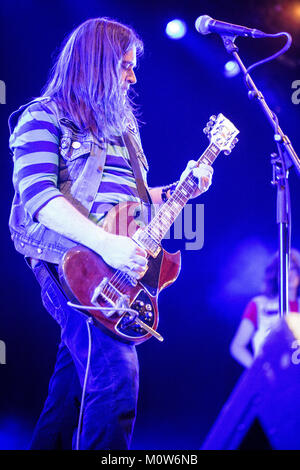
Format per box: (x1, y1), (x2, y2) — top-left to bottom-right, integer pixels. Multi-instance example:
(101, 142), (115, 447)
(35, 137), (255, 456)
(75, 316), (93, 451)
(243, 32), (292, 90)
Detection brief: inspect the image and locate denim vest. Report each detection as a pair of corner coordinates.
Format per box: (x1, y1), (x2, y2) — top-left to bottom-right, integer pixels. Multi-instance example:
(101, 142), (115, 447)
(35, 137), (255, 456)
(8, 97), (148, 265)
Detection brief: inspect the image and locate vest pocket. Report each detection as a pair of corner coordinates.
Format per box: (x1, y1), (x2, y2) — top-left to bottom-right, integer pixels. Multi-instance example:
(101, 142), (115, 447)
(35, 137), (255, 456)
(59, 135), (93, 182)
(60, 134), (92, 161)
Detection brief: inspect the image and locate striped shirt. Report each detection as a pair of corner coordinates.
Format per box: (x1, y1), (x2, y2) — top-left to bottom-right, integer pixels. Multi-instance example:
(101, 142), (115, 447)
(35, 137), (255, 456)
(9, 100), (146, 225)
(9, 101), (62, 220)
(90, 135), (143, 224)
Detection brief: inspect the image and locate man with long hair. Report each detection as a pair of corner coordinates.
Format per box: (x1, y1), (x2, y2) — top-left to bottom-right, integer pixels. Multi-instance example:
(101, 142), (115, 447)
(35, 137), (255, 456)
(9, 18), (213, 450)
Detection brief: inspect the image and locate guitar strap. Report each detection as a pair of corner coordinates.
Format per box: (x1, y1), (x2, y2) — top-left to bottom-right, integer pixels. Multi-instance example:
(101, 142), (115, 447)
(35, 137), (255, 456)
(123, 131), (153, 224)
(123, 131), (151, 205)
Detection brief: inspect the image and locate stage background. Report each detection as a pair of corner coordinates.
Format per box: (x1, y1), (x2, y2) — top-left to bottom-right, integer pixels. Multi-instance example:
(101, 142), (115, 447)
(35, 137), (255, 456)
(0, 0), (300, 449)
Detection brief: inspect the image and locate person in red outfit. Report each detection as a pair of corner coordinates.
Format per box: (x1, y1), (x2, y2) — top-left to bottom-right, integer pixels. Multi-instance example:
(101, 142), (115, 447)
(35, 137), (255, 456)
(230, 249), (300, 368)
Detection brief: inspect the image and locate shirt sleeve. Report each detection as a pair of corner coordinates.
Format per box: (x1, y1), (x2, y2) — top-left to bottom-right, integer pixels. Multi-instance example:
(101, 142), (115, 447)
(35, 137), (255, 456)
(9, 100), (64, 220)
(242, 300), (258, 329)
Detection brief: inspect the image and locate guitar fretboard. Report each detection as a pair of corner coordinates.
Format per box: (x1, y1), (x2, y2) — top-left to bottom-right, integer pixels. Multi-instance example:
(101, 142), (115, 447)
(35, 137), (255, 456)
(144, 142), (221, 244)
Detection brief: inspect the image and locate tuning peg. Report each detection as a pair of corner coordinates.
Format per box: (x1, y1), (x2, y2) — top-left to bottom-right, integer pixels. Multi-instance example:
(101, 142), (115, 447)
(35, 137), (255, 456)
(203, 126), (210, 135)
(229, 137), (239, 150)
(224, 149), (232, 155)
(209, 115), (217, 122)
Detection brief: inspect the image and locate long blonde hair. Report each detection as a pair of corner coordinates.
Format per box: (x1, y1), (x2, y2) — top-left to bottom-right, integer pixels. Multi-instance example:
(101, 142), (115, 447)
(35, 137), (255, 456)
(42, 17), (143, 139)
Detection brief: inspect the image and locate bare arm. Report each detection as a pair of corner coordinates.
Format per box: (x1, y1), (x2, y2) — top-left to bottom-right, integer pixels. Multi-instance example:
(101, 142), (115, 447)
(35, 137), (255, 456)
(149, 162), (214, 205)
(230, 318), (256, 369)
(36, 196), (147, 278)
(149, 187), (164, 205)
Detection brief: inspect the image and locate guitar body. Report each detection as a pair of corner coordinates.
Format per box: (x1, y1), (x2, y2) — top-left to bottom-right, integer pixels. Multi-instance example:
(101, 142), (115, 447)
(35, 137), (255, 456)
(59, 201), (181, 344)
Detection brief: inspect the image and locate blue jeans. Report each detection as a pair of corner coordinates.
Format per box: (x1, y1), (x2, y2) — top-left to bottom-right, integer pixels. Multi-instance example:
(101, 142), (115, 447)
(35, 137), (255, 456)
(29, 261), (139, 450)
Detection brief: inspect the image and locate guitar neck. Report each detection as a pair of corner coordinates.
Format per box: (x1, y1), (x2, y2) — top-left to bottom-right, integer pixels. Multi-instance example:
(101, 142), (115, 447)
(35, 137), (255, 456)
(144, 142), (221, 244)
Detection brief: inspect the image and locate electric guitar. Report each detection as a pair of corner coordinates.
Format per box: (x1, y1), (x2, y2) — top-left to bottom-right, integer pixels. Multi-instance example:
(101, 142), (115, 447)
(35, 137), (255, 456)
(58, 114), (239, 344)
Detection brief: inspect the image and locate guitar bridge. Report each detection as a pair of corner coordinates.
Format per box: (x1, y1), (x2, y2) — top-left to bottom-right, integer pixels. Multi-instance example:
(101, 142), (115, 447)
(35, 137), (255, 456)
(91, 277), (108, 303)
(91, 277), (136, 318)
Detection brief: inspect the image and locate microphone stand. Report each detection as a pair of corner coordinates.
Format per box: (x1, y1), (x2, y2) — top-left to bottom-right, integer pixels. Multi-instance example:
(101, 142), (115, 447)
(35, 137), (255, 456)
(220, 35), (300, 317)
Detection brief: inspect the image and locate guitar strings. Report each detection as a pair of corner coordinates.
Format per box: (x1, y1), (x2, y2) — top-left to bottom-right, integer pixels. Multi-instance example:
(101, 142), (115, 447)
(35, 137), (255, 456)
(102, 177), (198, 299)
(101, 147), (219, 301)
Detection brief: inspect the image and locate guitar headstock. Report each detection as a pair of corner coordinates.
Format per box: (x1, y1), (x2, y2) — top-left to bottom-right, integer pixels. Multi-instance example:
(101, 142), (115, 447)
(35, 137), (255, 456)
(203, 113), (239, 155)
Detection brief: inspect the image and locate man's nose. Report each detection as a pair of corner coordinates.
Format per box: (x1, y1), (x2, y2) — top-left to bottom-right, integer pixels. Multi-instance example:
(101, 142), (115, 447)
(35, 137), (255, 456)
(127, 69), (137, 85)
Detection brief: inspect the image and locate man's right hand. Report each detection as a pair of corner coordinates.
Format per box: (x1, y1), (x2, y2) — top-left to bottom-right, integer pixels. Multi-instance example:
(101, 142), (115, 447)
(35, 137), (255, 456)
(100, 232), (148, 280)
(36, 197), (148, 279)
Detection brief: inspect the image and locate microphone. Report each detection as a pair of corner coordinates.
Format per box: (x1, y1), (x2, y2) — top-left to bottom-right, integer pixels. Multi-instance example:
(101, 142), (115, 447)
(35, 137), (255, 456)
(195, 15), (267, 39)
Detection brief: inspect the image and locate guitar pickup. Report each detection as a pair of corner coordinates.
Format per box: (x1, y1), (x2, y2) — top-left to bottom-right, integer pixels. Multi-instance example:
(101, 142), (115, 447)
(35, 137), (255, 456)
(132, 229), (161, 258)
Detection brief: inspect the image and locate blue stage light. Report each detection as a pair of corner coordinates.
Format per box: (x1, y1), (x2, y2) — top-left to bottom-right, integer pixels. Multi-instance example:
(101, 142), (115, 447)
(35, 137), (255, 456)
(165, 20), (187, 40)
(224, 60), (240, 78)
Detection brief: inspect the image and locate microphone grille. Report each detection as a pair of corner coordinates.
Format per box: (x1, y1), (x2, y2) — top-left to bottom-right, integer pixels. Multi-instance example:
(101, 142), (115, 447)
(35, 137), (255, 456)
(195, 15), (212, 35)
